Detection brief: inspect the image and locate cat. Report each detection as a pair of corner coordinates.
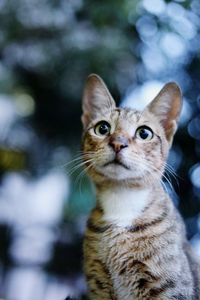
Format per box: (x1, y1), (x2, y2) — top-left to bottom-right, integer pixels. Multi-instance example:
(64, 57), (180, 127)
(81, 74), (200, 299)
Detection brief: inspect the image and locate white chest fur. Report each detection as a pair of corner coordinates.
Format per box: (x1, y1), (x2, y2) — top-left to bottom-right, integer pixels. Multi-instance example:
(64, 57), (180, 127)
(99, 187), (150, 227)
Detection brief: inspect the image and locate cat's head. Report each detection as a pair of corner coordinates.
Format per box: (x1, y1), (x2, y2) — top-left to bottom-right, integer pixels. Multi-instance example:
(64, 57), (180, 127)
(81, 74), (182, 186)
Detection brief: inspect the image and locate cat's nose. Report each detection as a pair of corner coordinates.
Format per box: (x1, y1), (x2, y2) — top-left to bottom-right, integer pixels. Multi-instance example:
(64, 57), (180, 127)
(109, 136), (128, 153)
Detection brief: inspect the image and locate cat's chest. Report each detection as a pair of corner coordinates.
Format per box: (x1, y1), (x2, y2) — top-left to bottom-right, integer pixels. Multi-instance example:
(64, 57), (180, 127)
(99, 187), (150, 227)
(97, 187), (152, 269)
(98, 228), (145, 300)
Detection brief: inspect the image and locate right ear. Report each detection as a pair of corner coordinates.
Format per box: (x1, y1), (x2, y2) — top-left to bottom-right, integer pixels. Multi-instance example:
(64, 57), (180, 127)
(81, 74), (116, 129)
(145, 82), (182, 145)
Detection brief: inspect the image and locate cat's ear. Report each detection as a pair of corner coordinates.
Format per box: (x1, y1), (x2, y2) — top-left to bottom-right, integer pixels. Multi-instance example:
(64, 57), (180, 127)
(146, 82), (182, 145)
(81, 74), (116, 129)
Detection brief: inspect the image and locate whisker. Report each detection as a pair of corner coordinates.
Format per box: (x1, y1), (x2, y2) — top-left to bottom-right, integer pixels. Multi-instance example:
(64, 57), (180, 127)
(125, 152), (174, 191)
(60, 151), (98, 168)
(67, 158), (95, 177)
(75, 161), (95, 196)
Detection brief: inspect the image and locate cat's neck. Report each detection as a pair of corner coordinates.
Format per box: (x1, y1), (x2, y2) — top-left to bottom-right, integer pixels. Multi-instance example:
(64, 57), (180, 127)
(96, 184), (163, 227)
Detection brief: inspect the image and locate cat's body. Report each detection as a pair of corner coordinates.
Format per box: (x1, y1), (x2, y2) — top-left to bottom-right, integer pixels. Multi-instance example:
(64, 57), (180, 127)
(81, 74), (200, 299)
(84, 185), (200, 299)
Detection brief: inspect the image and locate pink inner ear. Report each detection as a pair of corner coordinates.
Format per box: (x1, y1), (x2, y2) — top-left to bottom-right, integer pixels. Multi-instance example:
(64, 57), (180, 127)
(81, 112), (90, 129)
(164, 120), (177, 140)
(168, 96), (182, 120)
(162, 100), (180, 129)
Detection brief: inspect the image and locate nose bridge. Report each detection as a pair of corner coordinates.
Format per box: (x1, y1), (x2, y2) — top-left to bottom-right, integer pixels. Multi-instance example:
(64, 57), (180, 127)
(110, 134), (128, 145)
(109, 132), (129, 153)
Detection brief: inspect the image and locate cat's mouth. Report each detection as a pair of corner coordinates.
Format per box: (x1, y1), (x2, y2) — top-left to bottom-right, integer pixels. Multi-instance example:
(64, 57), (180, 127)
(104, 158), (130, 170)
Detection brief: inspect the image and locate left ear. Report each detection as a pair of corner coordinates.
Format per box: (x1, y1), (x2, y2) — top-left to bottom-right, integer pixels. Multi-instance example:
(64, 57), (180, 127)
(145, 82), (182, 145)
(81, 74), (116, 129)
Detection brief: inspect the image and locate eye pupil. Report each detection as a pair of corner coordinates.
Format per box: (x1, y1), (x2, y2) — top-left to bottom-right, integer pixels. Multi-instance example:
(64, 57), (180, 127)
(139, 129), (149, 139)
(136, 126), (153, 141)
(94, 121), (111, 136)
(99, 124), (109, 134)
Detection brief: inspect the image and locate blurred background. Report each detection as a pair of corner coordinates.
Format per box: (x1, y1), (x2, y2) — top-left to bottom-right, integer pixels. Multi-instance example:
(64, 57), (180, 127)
(0, 0), (200, 299)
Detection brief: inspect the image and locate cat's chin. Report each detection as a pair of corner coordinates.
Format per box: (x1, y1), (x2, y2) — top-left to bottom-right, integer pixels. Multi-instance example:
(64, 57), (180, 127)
(104, 159), (130, 170)
(95, 163), (143, 181)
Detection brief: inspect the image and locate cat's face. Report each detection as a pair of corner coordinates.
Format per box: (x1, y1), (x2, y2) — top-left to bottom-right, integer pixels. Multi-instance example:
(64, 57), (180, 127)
(81, 74), (182, 186)
(83, 108), (167, 183)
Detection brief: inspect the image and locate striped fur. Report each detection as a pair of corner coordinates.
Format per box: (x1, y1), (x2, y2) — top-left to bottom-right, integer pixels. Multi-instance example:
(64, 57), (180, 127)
(84, 188), (200, 299)
(81, 75), (200, 299)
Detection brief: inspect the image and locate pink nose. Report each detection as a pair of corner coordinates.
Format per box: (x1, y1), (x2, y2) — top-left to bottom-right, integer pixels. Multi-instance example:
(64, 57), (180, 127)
(109, 136), (128, 153)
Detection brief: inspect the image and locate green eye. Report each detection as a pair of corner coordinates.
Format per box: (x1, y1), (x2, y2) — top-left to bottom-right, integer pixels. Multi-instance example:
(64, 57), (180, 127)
(94, 121), (111, 136)
(136, 126), (153, 141)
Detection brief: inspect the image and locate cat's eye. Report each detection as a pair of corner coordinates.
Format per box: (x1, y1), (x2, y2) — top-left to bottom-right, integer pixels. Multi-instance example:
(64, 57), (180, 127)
(136, 126), (154, 141)
(94, 121), (111, 136)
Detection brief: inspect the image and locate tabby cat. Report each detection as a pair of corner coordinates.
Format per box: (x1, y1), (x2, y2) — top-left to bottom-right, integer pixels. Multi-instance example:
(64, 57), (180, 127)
(81, 74), (200, 299)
